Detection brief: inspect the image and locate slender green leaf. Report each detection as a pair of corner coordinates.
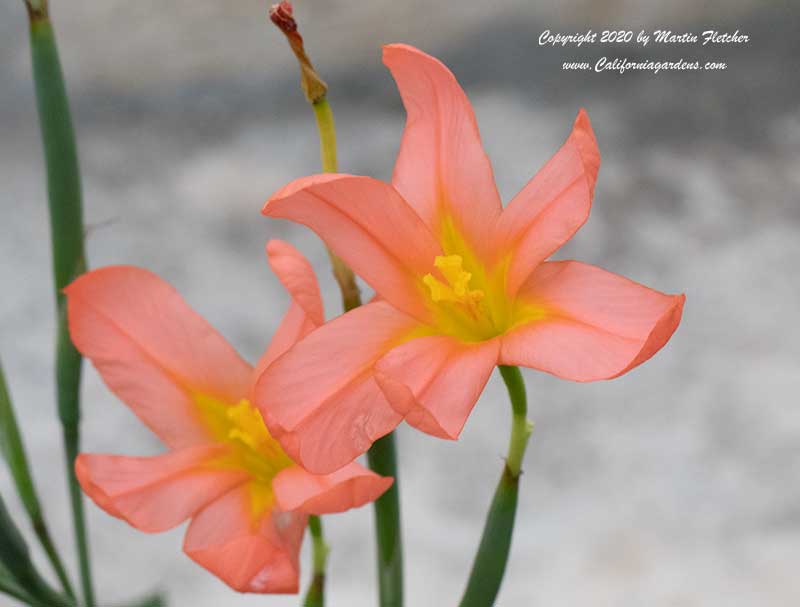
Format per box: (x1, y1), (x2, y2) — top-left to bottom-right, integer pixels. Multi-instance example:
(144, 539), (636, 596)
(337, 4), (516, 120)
(115, 592), (167, 607)
(0, 493), (73, 607)
(0, 358), (76, 599)
(0, 359), (40, 523)
(27, 8), (94, 606)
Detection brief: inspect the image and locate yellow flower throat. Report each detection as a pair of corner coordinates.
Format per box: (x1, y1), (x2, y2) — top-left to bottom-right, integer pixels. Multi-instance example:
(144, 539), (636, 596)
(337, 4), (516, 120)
(420, 216), (545, 342)
(196, 395), (293, 518)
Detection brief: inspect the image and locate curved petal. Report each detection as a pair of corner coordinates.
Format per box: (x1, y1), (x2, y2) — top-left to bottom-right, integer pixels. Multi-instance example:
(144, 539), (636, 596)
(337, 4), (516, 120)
(273, 462), (393, 515)
(501, 261), (685, 381)
(493, 109), (601, 295)
(66, 267), (252, 449)
(263, 174), (441, 322)
(254, 301), (417, 474)
(75, 445), (248, 533)
(254, 240), (325, 379)
(266, 239), (324, 326)
(384, 44), (502, 258)
(184, 484), (306, 593)
(375, 335), (500, 439)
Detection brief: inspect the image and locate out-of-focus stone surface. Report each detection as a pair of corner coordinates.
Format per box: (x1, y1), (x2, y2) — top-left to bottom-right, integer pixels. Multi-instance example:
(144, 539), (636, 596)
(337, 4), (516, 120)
(1, 1), (798, 605)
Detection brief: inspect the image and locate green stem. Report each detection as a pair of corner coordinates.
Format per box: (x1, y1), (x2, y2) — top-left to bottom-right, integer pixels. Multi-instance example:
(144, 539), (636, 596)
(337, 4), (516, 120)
(307, 63), (403, 607)
(311, 97), (361, 312)
(302, 515), (328, 607)
(28, 14), (94, 607)
(311, 98), (337, 174)
(458, 366), (533, 607)
(500, 366), (533, 478)
(366, 434), (404, 607)
(0, 359), (75, 598)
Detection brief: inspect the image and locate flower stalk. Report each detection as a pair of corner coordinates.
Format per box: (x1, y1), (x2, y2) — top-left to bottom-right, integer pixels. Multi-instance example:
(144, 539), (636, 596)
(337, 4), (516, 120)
(366, 434), (404, 607)
(302, 515), (328, 607)
(26, 7), (94, 606)
(269, 4), (404, 605)
(458, 366), (533, 607)
(269, 1), (361, 312)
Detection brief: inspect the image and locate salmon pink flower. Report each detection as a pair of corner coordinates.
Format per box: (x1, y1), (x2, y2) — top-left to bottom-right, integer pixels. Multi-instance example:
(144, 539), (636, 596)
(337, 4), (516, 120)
(66, 240), (392, 593)
(255, 44), (685, 475)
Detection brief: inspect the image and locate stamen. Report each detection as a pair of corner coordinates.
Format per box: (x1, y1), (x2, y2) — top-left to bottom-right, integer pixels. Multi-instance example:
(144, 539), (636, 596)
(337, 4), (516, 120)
(424, 255), (484, 307)
(226, 399), (271, 449)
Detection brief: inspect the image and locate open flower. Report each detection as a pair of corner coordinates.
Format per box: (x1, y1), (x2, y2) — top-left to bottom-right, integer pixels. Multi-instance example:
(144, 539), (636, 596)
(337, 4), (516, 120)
(66, 240), (392, 593)
(256, 44), (685, 474)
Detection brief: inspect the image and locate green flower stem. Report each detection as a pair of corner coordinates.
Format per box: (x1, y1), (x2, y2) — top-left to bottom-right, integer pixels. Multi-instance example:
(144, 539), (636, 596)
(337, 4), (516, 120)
(311, 98), (361, 312)
(27, 12), (94, 607)
(302, 515), (328, 607)
(312, 93), (404, 607)
(311, 89), (404, 607)
(273, 10), (405, 600)
(458, 366), (533, 607)
(366, 433), (404, 607)
(501, 366), (534, 478)
(313, 92), (403, 607)
(312, 98), (337, 174)
(0, 359), (75, 598)
(0, 493), (74, 607)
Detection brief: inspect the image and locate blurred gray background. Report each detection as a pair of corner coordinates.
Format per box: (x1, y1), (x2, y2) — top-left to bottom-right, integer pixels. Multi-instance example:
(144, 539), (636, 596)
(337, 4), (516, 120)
(1, 1), (798, 605)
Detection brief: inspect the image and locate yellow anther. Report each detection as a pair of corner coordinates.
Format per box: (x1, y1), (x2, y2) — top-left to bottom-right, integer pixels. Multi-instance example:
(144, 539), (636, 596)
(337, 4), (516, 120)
(423, 273), (457, 302)
(227, 429), (257, 449)
(434, 255), (471, 296)
(424, 255), (484, 307)
(226, 399), (270, 450)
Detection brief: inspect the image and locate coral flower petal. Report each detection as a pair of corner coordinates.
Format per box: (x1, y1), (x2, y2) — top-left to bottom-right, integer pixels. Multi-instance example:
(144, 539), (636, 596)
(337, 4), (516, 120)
(254, 240), (325, 378)
(494, 109), (601, 295)
(75, 445), (248, 533)
(383, 43), (502, 258)
(375, 336), (500, 439)
(273, 462), (393, 515)
(263, 173), (442, 322)
(184, 485), (306, 594)
(254, 301), (417, 474)
(66, 267), (252, 449)
(501, 261), (685, 380)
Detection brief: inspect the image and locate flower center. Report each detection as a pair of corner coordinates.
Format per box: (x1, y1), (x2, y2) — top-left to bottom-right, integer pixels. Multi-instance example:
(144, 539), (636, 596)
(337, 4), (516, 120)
(195, 395), (293, 486)
(422, 253), (504, 342)
(420, 215), (547, 342)
(423, 255), (484, 312)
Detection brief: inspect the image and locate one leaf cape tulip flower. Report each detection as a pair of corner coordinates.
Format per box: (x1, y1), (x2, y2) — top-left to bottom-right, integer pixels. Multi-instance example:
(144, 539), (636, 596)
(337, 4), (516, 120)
(256, 44), (685, 475)
(65, 240), (392, 593)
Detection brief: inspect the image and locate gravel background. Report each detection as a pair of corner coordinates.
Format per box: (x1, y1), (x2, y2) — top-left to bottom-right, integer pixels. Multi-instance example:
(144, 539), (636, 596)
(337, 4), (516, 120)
(1, 1), (798, 606)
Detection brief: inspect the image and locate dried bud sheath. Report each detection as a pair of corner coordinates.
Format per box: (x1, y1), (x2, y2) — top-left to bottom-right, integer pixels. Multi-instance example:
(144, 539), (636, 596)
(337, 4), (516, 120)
(269, 2), (328, 103)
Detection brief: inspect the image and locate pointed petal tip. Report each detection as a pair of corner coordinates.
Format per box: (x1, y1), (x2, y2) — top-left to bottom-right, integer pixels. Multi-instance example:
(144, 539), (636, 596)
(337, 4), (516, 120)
(264, 239), (287, 257)
(607, 290), (685, 380)
(572, 108), (600, 194)
(381, 42), (423, 62)
(505, 262), (685, 382)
